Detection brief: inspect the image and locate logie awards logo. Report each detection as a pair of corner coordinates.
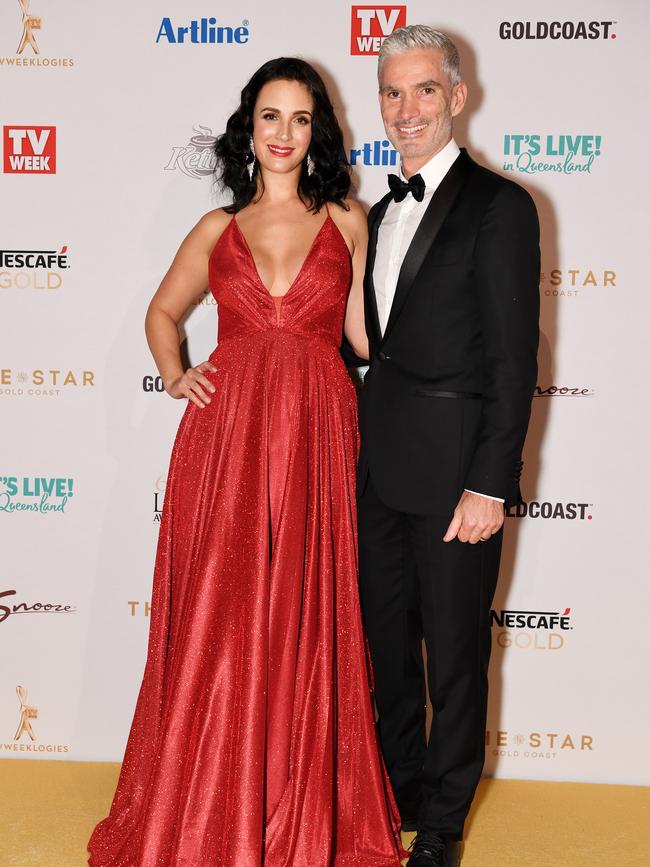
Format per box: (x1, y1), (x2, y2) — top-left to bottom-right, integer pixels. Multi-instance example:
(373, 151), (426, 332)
(0, 0), (74, 68)
(2, 685), (70, 754)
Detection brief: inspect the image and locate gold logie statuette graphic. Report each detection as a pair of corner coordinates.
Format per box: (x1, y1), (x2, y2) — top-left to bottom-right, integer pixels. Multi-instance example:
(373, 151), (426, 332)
(14, 685), (38, 741)
(17, 0), (41, 55)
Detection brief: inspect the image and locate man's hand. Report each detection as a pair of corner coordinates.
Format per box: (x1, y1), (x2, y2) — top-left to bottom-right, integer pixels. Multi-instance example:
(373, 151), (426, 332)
(443, 491), (504, 544)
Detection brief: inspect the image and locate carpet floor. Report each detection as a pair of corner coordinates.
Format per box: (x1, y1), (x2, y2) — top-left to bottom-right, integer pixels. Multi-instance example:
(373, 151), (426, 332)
(1, 760), (648, 866)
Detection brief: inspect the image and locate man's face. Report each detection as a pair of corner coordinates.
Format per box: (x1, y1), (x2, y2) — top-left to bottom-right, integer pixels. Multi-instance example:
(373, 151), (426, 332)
(378, 47), (466, 170)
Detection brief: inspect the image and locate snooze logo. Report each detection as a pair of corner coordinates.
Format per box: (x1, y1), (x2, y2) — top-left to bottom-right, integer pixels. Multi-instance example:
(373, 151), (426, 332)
(3, 126), (56, 174)
(350, 6), (406, 55)
(0, 588), (76, 625)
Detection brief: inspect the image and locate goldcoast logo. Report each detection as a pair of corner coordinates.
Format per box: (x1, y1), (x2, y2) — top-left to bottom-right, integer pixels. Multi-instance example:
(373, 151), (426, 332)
(1, 685), (70, 754)
(0, 245), (69, 292)
(502, 134), (602, 175)
(506, 501), (593, 520)
(164, 125), (217, 179)
(0, 1), (74, 68)
(486, 728), (593, 761)
(499, 21), (616, 41)
(0, 475), (75, 515)
(491, 606), (573, 651)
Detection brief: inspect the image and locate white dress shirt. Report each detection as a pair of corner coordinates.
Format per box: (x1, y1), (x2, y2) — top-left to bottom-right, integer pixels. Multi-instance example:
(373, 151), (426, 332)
(372, 138), (503, 504)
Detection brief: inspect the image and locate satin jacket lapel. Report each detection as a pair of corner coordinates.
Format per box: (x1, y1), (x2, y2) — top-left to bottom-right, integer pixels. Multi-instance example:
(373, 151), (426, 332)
(364, 192), (392, 347)
(382, 150), (472, 344)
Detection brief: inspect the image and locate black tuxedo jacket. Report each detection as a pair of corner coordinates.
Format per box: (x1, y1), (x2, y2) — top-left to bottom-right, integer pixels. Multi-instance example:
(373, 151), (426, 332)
(357, 148), (540, 515)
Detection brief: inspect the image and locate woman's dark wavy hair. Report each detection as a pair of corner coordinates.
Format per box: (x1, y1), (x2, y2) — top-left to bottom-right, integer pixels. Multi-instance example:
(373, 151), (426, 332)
(215, 57), (350, 213)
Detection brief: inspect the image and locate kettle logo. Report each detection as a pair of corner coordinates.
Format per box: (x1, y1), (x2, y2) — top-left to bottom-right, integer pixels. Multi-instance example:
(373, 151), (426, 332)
(350, 6), (406, 55)
(17, 0), (41, 55)
(14, 685), (38, 741)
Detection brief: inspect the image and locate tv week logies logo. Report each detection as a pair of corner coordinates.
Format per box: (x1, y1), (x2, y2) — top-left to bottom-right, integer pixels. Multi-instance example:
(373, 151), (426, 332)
(0, 0), (74, 68)
(350, 6), (406, 55)
(3, 126), (56, 174)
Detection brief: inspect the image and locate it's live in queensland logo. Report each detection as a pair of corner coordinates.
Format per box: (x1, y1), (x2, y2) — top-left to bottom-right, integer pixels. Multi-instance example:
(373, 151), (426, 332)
(155, 15), (250, 45)
(502, 134), (602, 175)
(0, 475), (75, 515)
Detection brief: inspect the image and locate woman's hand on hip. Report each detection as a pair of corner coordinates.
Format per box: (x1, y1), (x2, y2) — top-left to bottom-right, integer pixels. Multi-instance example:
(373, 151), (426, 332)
(165, 361), (217, 408)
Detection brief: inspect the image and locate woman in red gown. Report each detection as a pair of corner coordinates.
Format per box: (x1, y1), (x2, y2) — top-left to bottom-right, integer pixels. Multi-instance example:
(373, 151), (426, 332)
(88, 58), (403, 866)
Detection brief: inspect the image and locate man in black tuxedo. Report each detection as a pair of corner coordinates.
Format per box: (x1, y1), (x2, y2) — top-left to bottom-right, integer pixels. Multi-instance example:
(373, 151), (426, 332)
(357, 26), (540, 867)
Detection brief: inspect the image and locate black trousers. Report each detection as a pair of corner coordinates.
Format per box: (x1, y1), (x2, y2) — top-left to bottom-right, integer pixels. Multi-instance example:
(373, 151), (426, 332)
(357, 475), (502, 839)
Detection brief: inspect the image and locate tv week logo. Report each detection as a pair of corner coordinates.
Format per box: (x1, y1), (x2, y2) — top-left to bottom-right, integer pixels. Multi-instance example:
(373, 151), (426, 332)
(351, 6), (406, 55)
(3, 126), (56, 174)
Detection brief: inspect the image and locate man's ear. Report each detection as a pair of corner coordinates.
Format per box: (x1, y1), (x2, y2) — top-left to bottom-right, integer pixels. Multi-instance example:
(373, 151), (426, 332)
(451, 82), (468, 118)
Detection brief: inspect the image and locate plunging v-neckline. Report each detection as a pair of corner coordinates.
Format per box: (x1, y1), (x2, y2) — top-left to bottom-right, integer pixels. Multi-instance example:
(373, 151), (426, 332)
(232, 214), (332, 300)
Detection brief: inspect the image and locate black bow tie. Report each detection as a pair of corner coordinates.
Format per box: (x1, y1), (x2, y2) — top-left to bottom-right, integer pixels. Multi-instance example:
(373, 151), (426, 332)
(387, 172), (426, 203)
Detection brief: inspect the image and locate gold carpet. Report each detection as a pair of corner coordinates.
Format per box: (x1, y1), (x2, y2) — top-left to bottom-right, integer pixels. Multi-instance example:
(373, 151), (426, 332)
(1, 759), (648, 866)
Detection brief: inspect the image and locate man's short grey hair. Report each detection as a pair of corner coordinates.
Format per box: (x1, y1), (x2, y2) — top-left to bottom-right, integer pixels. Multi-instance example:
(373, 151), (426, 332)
(378, 25), (461, 86)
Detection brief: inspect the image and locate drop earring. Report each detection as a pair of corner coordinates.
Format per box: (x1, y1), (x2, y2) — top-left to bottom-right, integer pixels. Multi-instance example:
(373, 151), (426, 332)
(247, 135), (256, 181)
(307, 153), (315, 176)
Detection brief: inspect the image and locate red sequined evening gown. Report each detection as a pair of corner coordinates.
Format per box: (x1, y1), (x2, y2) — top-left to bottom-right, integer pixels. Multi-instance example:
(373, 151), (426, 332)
(88, 211), (403, 866)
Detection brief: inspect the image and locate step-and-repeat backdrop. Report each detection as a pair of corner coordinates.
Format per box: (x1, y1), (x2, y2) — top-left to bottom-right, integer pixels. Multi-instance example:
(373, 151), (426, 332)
(1, 1), (648, 786)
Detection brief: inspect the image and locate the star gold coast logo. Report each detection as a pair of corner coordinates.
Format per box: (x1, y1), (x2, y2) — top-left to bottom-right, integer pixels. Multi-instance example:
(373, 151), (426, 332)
(541, 267), (616, 299)
(486, 728), (593, 761)
(0, 367), (95, 398)
(0, 0), (74, 68)
(2, 685), (69, 754)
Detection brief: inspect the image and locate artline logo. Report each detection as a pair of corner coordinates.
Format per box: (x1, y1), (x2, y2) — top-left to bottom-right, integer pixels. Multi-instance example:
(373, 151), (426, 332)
(491, 606), (572, 651)
(0, 476), (75, 515)
(499, 20), (616, 40)
(2, 685), (70, 755)
(541, 267), (616, 299)
(3, 126), (56, 174)
(153, 475), (166, 523)
(0, 0), (74, 68)
(165, 125), (217, 179)
(502, 134), (602, 175)
(0, 367), (95, 398)
(155, 16), (250, 44)
(0, 588), (76, 625)
(347, 139), (398, 167)
(534, 385), (594, 397)
(351, 6), (406, 55)
(506, 502), (593, 520)
(486, 729), (593, 761)
(0, 246), (69, 292)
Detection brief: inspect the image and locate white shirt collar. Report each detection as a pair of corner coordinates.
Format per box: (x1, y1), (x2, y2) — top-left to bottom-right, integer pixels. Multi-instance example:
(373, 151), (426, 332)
(400, 138), (461, 190)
